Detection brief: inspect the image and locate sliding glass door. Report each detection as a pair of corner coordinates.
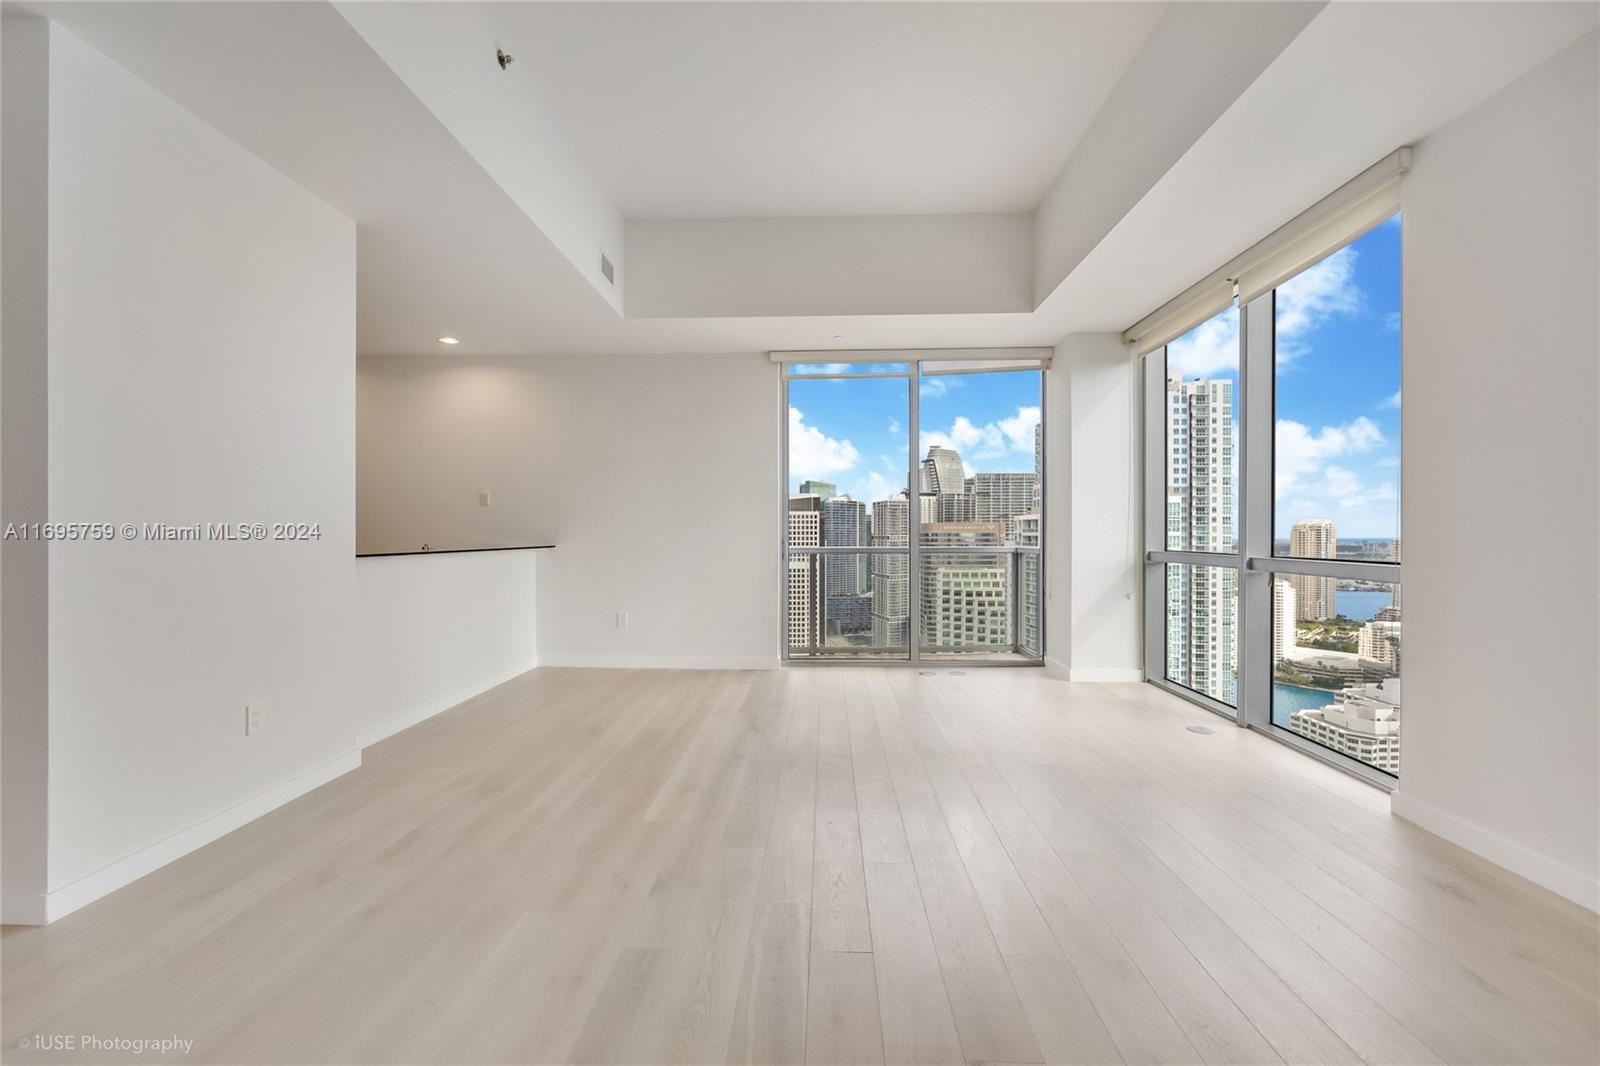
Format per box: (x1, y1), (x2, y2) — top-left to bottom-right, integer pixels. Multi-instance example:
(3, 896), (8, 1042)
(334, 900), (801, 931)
(1147, 217), (1402, 782)
(782, 356), (1045, 664)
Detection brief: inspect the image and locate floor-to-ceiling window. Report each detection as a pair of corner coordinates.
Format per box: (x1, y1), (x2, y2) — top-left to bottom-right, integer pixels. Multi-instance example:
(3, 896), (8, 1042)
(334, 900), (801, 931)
(781, 355), (1046, 663)
(1145, 211), (1402, 782)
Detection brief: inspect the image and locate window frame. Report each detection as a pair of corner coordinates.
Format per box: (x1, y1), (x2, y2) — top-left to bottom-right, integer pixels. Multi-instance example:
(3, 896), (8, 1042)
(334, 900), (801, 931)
(779, 356), (1046, 666)
(1144, 231), (1402, 788)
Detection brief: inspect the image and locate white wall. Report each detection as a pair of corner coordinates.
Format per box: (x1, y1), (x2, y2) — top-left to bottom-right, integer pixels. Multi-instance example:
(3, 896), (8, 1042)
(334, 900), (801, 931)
(354, 551), (539, 748)
(38, 23), (358, 908)
(2, 16), (54, 917)
(0, 25), (553, 925)
(1046, 334), (1143, 682)
(1395, 31), (1599, 910)
(359, 353), (781, 668)
(626, 214), (1033, 319)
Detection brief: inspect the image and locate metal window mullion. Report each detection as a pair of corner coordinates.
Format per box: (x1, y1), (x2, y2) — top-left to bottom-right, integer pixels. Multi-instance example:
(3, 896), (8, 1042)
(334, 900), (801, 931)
(1144, 352), (1167, 686)
(909, 361), (921, 663)
(1240, 293), (1274, 730)
(1244, 556), (1401, 583)
(1146, 549), (1243, 566)
(780, 373), (790, 662)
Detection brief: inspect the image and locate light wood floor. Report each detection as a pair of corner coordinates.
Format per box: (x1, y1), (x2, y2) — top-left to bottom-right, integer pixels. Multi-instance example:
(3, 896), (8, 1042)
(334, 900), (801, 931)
(4, 667), (1597, 1065)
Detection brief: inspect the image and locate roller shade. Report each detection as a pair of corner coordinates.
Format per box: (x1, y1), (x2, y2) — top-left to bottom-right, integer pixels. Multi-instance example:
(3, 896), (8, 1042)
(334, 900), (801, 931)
(1123, 147), (1411, 357)
(1122, 279), (1235, 359)
(769, 347), (1052, 366)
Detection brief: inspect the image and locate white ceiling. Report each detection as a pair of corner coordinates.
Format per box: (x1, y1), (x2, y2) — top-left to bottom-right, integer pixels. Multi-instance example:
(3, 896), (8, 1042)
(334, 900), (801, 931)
(29, 1), (1600, 358)
(498, 2), (1167, 218)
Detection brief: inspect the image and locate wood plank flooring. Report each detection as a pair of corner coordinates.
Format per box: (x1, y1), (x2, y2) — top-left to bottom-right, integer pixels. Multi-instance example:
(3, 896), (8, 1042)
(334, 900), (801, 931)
(3, 667), (1596, 1064)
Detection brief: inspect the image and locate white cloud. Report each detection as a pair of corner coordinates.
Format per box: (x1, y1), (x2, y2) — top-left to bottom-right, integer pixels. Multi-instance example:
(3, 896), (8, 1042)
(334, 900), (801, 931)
(887, 417), (901, 436)
(1382, 389), (1401, 409)
(1275, 415), (1383, 496)
(1276, 246), (1362, 362)
(998, 406), (1041, 453)
(1166, 246), (1365, 377)
(1274, 416), (1398, 532)
(920, 376), (961, 399)
(788, 406), (859, 479)
(920, 405), (1039, 466)
(1166, 306), (1239, 378)
(847, 470), (899, 504)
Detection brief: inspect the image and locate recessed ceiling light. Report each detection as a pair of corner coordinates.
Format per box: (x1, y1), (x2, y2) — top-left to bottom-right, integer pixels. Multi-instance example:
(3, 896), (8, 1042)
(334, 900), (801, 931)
(437, 336), (460, 345)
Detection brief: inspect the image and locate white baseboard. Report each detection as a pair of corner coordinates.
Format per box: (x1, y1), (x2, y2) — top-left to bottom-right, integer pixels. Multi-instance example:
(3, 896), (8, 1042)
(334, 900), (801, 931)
(17, 749), (362, 926)
(1068, 667), (1145, 683)
(1390, 791), (1599, 913)
(538, 654), (779, 670)
(356, 656), (540, 750)
(1042, 658), (1142, 683)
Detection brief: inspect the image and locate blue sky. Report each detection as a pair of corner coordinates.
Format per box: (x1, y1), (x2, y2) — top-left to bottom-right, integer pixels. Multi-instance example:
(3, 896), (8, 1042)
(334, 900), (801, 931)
(1166, 216), (1401, 540)
(788, 370), (1041, 502)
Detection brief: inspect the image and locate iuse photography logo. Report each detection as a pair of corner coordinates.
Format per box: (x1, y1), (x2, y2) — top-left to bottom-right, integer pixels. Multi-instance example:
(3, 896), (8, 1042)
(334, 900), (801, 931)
(18, 1034), (193, 1055)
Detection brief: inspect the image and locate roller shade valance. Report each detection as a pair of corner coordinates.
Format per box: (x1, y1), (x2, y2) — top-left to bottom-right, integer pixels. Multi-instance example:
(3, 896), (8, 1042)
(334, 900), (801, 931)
(769, 347), (1052, 367)
(1123, 147), (1411, 358)
(1121, 280), (1236, 360)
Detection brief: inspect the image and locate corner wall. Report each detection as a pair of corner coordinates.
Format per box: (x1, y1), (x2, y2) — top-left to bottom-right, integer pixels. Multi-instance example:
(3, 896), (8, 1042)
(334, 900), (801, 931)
(1047, 334), (1143, 682)
(2, 16), (54, 921)
(37, 24), (359, 914)
(1395, 31), (1599, 909)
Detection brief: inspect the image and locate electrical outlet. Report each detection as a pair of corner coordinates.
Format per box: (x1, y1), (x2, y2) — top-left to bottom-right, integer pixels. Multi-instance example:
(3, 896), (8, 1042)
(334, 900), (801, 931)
(615, 611), (629, 628)
(479, 490), (491, 507)
(246, 704), (265, 736)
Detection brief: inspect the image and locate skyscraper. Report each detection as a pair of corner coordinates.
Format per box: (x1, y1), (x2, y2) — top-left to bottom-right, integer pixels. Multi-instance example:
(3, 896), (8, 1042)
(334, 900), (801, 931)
(920, 522), (1007, 650)
(1358, 619), (1402, 669)
(922, 447), (965, 496)
(1033, 423), (1043, 512)
(1166, 370), (1237, 703)
(870, 494), (910, 648)
(798, 480), (837, 501)
(821, 495), (869, 596)
(1289, 519), (1338, 621)
(971, 472), (1035, 533)
(1272, 579), (1298, 665)
(787, 496), (821, 650)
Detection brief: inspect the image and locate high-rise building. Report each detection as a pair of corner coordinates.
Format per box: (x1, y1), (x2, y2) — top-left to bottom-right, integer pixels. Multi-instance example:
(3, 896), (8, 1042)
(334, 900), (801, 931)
(926, 562), (1010, 649)
(798, 480), (837, 501)
(1033, 423), (1043, 512)
(870, 494), (910, 648)
(1358, 619), (1402, 669)
(787, 496), (821, 650)
(1272, 579), (1298, 665)
(920, 522), (1007, 649)
(934, 492), (975, 523)
(1165, 370), (1237, 703)
(922, 447), (965, 496)
(1289, 519), (1338, 621)
(821, 495), (868, 597)
(1015, 513), (1042, 655)
(971, 472), (1035, 533)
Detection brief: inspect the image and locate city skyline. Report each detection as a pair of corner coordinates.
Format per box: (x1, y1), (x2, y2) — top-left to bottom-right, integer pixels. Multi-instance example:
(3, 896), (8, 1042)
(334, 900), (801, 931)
(787, 369), (1042, 504)
(1167, 217), (1402, 540)
(787, 429), (1041, 655)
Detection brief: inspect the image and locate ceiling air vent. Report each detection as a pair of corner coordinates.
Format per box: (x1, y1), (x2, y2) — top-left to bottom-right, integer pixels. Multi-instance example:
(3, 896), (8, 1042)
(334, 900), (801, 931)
(600, 253), (615, 285)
